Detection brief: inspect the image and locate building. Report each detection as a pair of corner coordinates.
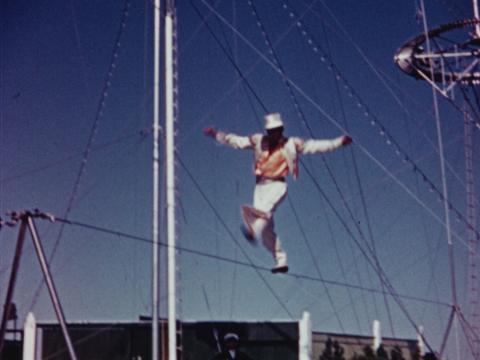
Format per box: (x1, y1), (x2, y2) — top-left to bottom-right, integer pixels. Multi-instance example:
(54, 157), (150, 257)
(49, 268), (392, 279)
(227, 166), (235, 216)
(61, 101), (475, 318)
(32, 317), (420, 359)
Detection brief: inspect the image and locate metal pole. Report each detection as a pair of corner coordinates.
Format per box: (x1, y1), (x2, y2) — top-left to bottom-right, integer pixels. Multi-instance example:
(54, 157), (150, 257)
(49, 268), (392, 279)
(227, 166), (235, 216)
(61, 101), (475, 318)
(165, 2), (177, 359)
(420, 0), (458, 308)
(26, 216), (78, 360)
(0, 220), (27, 356)
(152, 0), (161, 358)
(420, 3), (459, 358)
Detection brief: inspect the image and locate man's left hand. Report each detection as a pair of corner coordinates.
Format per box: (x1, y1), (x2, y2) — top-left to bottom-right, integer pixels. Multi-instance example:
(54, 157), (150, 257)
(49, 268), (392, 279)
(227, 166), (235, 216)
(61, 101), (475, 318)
(341, 135), (353, 146)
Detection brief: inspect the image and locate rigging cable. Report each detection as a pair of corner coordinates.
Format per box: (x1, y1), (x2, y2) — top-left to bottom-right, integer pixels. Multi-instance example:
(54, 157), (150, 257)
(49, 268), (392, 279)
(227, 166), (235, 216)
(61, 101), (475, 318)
(419, 0), (458, 308)
(178, 0), (313, 144)
(197, 3), (433, 351)
(419, 1), (469, 357)
(189, 9), (480, 353)
(300, 162), (437, 354)
(192, 0), (471, 350)
(190, 0), (479, 254)
(229, 1), (239, 319)
(316, 7), (374, 332)
(286, 197), (347, 333)
(28, 0), (132, 312)
(188, 0), (267, 113)
(277, 0), (478, 244)
(0, 128), (151, 184)
(302, 0), (471, 306)
(308, 0), (476, 196)
(278, 0), (400, 337)
(188, 1), (480, 353)
(247, 0), (367, 335)
(195, 0), (479, 255)
(194, 0), (371, 332)
(278, 3), (454, 350)
(33, 215), (450, 309)
(278, 0), (480, 251)
(429, 23), (480, 360)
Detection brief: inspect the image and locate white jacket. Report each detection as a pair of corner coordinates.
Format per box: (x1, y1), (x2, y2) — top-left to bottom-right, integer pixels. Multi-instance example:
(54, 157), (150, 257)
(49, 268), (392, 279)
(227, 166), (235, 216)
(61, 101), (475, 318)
(215, 131), (345, 180)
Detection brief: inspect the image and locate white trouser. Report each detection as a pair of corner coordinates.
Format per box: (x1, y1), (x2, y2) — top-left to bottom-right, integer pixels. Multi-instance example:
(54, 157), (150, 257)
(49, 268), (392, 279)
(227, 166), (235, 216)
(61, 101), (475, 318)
(242, 179), (287, 267)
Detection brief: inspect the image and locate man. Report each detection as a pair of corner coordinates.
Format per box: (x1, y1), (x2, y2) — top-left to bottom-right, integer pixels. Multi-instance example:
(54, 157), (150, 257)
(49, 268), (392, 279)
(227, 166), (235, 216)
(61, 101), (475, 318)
(211, 333), (252, 360)
(203, 112), (352, 274)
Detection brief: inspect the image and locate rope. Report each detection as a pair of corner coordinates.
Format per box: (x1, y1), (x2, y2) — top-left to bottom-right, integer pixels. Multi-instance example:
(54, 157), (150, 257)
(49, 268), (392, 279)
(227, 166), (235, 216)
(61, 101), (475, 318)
(38, 215), (450, 308)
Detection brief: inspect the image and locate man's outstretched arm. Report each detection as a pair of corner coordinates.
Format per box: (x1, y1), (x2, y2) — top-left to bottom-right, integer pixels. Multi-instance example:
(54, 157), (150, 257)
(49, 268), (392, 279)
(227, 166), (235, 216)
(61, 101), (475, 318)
(298, 134), (352, 154)
(203, 127), (254, 150)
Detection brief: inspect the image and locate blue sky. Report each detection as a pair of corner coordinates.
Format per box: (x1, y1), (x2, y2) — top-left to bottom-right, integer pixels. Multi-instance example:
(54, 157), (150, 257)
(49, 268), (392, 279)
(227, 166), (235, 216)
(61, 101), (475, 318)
(1, 0), (479, 357)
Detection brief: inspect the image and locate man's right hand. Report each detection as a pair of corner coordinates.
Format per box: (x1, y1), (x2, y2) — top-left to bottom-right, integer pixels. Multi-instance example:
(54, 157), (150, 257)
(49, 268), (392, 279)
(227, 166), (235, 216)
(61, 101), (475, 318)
(203, 127), (217, 138)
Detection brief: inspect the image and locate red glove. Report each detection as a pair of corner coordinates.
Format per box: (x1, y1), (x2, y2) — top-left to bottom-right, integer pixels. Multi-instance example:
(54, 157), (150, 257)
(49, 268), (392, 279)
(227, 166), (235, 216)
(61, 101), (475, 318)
(203, 127), (217, 138)
(341, 135), (353, 146)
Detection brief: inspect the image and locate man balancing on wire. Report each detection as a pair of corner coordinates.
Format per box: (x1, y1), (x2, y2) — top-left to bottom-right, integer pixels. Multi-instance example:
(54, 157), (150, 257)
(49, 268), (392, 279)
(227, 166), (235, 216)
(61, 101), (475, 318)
(203, 113), (352, 274)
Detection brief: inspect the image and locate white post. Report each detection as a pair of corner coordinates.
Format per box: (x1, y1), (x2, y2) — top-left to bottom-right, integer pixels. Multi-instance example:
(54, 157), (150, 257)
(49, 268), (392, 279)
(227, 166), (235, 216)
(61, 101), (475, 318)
(417, 326), (425, 357)
(22, 312), (36, 360)
(299, 311), (312, 360)
(165, 3), (177, 360)
(152, 0), (161, 358)
(373, 320), (381, 351)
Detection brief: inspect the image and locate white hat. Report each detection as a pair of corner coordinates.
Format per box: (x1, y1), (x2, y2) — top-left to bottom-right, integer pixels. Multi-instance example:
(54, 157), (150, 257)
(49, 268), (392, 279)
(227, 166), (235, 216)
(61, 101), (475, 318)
(264, 113), (284, 130)
(223, 333), (239, 341)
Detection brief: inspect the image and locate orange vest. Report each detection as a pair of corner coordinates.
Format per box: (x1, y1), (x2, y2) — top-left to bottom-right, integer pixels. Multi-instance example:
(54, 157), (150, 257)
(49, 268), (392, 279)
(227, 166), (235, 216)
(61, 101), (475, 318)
(254, 143), (289, 178)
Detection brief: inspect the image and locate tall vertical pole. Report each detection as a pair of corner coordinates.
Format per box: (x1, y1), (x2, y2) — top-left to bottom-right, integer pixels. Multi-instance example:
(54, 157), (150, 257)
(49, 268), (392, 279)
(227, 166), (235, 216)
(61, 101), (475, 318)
(420, 0), (458, 309)
(165, 1), (177, 358)
(26, 216), (77, 360)
(152, 0), (161, 358)
(421, 2), (459, 358)
(464, 107), (479, 357)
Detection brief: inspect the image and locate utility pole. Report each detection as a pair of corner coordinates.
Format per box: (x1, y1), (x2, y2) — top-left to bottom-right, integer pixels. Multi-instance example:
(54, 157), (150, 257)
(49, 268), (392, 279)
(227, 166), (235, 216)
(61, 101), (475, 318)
(0, 210), (77, 360)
